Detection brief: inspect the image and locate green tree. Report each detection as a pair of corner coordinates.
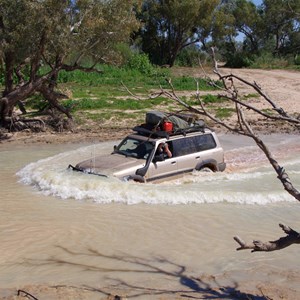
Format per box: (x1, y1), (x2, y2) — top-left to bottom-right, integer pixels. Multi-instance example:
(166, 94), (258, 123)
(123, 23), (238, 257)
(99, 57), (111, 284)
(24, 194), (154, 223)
(211, 0), (300, 64)
(210, 0), (264, 55)
(0, 0), (140, 130)
(138, 0), (219, 67)
(231, 0), (264, 53)
(261, 0), (300, 55)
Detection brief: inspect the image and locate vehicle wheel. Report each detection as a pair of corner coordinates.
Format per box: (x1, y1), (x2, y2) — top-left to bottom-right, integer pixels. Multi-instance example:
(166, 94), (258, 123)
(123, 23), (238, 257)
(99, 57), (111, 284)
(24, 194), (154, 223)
(199, 167), (213, 172)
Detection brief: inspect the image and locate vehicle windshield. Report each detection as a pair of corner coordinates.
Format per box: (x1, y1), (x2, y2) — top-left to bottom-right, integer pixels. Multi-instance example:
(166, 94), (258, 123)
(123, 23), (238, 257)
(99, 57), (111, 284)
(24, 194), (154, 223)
(116, 137), (154, 159)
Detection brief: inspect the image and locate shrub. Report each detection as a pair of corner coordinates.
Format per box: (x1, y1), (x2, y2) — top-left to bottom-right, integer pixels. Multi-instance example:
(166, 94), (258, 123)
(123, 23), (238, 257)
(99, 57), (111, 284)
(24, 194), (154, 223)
(126, 53), (155, 75)
(224, 52), (253, 68)
(115, 42), (134, 65)
(294, 55), (300, 66)
(250, 52), (288, 69)
(175, 47), (209, 67)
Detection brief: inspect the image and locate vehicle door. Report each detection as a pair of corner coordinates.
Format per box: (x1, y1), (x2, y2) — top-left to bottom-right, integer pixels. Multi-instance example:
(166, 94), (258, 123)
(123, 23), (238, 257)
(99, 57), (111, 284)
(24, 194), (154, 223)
(172, 137), (201, 174)
(195, 134), (218, 160)
(147, 141), (178, 180)
(174, 134), (218, 172)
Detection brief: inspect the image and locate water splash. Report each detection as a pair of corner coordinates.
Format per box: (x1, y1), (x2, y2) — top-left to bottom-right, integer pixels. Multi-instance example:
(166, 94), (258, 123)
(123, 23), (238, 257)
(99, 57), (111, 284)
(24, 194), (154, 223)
(17, 138), (300, 205)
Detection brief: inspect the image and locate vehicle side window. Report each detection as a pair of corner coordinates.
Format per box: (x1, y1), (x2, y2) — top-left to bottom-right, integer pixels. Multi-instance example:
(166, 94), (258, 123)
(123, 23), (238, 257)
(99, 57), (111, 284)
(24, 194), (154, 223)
(194, 134), (216, 151)
(172, 137), (197, 157)
(172, 134), (216, 157)
(154, 142), (173, 161)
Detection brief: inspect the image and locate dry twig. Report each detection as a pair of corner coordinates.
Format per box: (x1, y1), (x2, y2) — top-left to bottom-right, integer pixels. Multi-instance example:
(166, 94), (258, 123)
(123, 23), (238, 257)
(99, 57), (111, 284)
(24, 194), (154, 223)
(157, 47), (300, 252)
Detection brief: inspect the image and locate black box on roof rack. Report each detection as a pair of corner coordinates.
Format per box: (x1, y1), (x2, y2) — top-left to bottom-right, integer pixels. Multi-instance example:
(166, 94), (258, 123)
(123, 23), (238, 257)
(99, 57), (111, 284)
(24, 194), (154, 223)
(145, 111), (167, 126)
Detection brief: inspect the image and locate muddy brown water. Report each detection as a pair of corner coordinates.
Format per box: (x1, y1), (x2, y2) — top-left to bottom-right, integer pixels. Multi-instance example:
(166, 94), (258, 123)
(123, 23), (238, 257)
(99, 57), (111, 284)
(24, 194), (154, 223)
(1, 134), (300, 298)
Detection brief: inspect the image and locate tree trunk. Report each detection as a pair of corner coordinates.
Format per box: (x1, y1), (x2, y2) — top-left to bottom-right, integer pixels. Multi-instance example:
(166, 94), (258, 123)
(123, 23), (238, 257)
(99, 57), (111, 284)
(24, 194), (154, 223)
(3, 52), (14, 98)
(0, 70), (58, 126)
(38, 84), (72, 120)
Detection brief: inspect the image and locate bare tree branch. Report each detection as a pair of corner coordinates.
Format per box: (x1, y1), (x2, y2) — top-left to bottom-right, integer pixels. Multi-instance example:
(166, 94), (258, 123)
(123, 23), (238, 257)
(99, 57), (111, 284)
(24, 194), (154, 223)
(209, 49), (300, 252)
(209, 49), (300, 202)
(234, 224), (300, 252)
(216, 74), (299, 123)
(153, 47), (300, 252)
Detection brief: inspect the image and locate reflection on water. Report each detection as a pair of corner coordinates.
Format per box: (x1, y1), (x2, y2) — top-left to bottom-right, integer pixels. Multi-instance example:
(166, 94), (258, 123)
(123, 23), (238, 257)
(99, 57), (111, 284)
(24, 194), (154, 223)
(1, 134), (300, 297)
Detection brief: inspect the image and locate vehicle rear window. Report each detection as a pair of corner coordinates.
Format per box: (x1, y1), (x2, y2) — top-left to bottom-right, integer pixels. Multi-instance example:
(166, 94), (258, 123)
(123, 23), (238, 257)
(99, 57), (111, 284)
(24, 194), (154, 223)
(172, 134), (216, 157)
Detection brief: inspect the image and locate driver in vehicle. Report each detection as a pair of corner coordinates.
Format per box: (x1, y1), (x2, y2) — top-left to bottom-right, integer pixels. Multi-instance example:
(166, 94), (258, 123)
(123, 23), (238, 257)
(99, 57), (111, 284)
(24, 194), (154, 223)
(155, 142), (172, 161)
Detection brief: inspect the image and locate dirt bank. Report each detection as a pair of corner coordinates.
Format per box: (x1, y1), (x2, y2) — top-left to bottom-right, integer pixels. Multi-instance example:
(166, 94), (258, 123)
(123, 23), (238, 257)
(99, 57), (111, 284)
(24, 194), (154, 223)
(1, 68), (299, 146)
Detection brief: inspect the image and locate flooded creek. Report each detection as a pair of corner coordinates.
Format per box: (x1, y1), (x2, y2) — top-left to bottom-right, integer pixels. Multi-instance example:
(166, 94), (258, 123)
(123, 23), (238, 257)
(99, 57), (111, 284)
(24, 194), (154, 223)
(1, 134), (300, 298)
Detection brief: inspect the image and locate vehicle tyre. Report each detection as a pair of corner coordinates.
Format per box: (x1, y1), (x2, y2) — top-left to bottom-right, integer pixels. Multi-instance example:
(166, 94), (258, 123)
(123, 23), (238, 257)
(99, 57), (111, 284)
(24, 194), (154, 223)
(199, 167), (213, 172)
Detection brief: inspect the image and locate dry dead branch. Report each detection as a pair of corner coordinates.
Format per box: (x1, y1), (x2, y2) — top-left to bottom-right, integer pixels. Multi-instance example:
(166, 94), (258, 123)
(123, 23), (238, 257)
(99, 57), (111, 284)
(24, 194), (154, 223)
(151, 47), (300, 252)
(234, 224), (300, 252)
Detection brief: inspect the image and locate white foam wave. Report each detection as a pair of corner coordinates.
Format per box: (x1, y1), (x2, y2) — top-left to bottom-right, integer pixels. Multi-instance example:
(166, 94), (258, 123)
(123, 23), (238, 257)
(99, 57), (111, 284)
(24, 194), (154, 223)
(16, 143), (299, 206)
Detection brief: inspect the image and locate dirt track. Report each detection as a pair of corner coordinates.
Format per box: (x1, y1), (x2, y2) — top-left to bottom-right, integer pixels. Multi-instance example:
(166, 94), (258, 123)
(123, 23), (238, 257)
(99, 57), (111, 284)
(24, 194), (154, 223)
(217, 68), (300, 114)
(174, 67), (300, 115)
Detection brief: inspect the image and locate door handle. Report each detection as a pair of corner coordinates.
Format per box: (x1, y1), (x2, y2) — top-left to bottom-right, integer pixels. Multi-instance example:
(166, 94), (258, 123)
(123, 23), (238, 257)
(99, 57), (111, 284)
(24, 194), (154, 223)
(171, 161), (176, 165)
(195, 156), (200, 159)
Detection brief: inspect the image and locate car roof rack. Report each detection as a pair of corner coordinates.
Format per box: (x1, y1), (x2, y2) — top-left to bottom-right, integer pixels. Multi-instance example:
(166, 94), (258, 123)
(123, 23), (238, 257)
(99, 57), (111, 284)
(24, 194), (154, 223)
(132, 123), (206, 139)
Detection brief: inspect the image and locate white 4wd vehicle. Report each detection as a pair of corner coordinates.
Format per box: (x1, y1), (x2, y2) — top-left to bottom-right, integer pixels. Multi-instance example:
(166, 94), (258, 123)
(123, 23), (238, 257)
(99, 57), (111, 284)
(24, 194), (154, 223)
(70, 113), (226, 183)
